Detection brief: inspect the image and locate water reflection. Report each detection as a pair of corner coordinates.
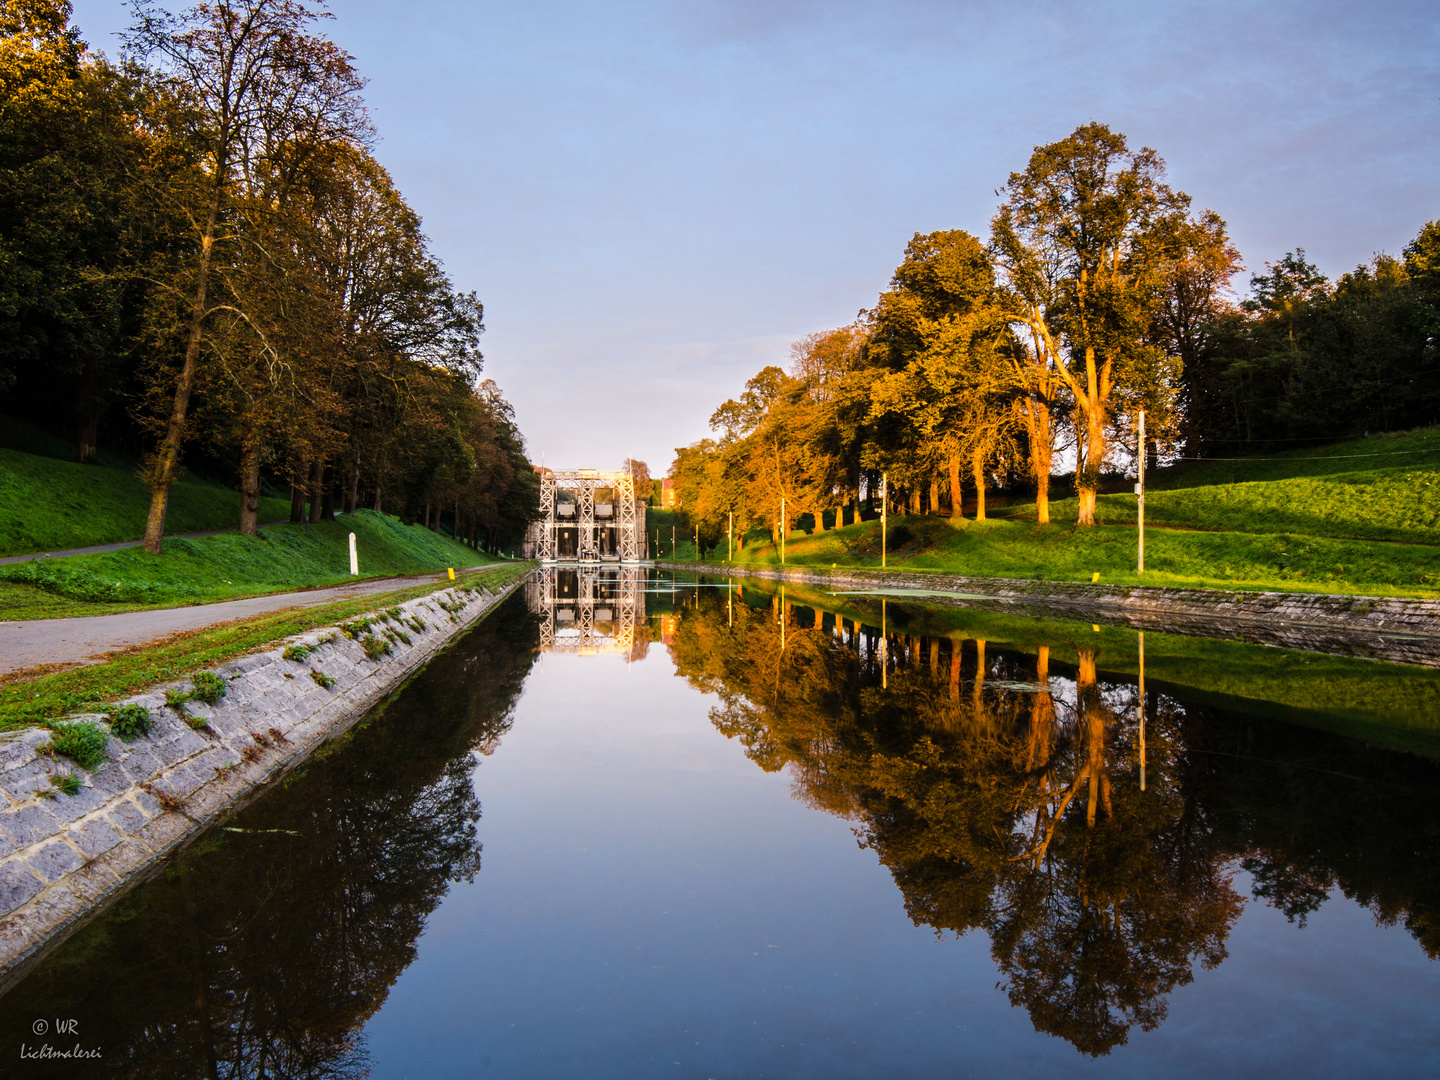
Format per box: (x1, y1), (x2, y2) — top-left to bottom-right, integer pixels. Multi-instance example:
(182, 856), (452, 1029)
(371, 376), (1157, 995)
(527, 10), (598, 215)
(664, 576), (1440, 1055)
(5, 571), (1439, 1072)
(525, 566), (649, 659)
(1, 598), (539, 1078)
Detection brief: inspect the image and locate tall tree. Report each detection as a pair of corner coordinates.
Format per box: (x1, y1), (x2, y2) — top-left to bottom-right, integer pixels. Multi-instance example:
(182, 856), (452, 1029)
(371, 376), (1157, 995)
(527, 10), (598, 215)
(867, 230), (1020, 522)
(126, 0), (368, 552)
(0, 1), (150, 461)
(1149, 209), (1242, 455)
(994, 123), (1182, 525)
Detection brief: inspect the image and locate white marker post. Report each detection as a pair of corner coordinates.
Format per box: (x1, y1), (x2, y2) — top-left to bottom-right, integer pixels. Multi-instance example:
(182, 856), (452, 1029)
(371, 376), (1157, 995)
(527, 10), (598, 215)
(349, 532), (358, 576)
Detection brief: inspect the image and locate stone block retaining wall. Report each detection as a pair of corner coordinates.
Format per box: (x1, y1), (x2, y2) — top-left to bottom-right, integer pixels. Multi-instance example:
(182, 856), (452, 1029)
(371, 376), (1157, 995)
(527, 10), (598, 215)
(657, 563), (1440, 666)
(0, 573), (525, 989)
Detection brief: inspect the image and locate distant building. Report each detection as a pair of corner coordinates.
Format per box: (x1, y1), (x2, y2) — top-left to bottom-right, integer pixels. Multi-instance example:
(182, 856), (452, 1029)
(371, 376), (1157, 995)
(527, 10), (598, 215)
(662, 478), (679, 508)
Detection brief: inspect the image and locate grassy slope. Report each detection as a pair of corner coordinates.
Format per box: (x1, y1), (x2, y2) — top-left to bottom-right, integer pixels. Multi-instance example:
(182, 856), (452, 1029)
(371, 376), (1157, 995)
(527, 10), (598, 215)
(706, 428), (1440, 597)
(0, 509), (495, 619)
(997, 427), (1440, 541)
(0, 447), (292, 556)
(0, 563), (530, 734)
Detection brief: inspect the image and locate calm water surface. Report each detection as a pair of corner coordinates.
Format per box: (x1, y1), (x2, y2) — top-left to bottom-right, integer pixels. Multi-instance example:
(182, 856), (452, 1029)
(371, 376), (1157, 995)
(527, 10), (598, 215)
(5, 569), (1440, 1078)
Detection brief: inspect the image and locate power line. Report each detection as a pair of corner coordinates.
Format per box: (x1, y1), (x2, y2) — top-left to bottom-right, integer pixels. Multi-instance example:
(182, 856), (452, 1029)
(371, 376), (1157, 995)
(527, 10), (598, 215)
(1171, 447), (1440, 462)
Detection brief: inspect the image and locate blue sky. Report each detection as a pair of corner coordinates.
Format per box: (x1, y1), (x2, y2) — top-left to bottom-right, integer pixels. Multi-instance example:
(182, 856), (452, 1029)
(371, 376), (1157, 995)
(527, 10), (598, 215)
(72, 0), (1440, 473)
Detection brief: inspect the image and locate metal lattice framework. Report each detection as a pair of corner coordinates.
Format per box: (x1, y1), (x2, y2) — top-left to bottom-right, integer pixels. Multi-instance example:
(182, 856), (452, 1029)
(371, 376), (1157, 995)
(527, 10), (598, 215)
(526, 567), (645, 655)
(523, 468), (646, 562)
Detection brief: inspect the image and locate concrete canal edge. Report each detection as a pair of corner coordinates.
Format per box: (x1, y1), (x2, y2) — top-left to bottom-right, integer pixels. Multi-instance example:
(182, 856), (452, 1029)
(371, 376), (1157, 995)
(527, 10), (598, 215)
(655, 562), (1440, 663)
(0, 569), (530, 991)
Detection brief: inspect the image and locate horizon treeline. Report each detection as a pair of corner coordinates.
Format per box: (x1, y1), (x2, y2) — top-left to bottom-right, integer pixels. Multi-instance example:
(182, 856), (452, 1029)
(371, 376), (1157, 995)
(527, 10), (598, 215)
(672, 122), (1440, 547)
(0, 0), (538, 553)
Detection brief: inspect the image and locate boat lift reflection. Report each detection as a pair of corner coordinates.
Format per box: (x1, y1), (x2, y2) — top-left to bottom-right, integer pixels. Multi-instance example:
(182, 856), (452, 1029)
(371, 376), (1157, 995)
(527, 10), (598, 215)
(525, 566), (646, 658)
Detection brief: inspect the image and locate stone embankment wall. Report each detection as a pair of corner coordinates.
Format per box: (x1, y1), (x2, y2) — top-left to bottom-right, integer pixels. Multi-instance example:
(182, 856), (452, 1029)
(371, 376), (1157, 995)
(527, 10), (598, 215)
(0, 573), (525, 989)
(657, 563), (1440, 666)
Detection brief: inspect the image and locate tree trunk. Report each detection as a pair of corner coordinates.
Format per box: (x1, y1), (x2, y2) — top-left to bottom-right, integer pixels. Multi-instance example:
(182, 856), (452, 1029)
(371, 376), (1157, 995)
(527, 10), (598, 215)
(1075, 346), (1106, 527)
(142, 185), (223, 554)
(238, 438), (261, 536)
(971, 447), (987, 521)
(348, 448), (360, 514)
(908, 488), (920, 515)
(1077, 396), (1104, 526)
(1024, 396), (1053, 524)
(928, 477), (939, 516)
(320, 464), (335, 521)
(949, 452), (963, 520)
(289, 468), (305, 523)
(76, 354), (100, 463)
(308, 459), (324, 524)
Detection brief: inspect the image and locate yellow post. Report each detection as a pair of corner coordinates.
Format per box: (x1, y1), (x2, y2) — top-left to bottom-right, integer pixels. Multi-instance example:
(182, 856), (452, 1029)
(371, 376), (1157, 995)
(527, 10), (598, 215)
(1138, 631), (1147, 791)
(447, 568), (455, 580)
(881, 598), (888, 689)
(881, 472), (888, 568)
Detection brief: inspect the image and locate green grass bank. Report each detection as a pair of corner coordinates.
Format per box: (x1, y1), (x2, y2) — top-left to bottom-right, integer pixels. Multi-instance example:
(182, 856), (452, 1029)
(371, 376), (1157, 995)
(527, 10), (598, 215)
(0, 563), (531, 735)
(0, 509), (496, 619)
(0, 446), (293, 557)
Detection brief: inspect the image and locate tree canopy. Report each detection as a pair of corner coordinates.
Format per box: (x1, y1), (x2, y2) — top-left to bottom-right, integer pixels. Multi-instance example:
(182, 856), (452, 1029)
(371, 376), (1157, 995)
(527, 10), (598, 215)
(0, 1), (538, 552)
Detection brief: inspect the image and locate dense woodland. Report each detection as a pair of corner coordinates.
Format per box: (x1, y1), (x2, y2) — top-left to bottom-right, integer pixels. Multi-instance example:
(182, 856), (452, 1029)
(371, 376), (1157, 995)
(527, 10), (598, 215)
(672, 124), (1440, 548)
(0, 0), (537, 553)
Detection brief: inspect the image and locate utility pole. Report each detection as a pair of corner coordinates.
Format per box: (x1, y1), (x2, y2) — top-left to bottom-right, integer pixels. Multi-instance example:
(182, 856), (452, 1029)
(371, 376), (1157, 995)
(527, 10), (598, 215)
(671, 525), (675, 557)
(1136, 410), (1146, 576)
(728, 511), (733, 563)
(880, 472), (888, 569)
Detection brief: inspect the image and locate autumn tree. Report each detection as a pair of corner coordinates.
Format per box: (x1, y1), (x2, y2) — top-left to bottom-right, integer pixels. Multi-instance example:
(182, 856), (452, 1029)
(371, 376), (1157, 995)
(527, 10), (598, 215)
(994, 123), (1183, 525)
(1148, 209), (1242, 456)
(867, 230), (1020, 521)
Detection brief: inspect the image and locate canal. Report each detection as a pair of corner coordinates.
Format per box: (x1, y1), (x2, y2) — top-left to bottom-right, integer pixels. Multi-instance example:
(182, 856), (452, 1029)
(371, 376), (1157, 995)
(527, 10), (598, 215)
(5, 568), (1440, 1077)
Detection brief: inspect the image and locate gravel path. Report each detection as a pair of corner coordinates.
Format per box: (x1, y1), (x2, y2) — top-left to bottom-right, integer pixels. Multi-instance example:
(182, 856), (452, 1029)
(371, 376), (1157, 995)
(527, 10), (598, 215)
(0, 573), (456, 676)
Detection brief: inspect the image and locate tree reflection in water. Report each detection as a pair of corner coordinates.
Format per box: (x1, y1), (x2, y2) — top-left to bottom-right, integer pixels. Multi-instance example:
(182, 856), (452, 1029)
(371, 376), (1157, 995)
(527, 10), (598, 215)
(667, 585), (1440, 1056)
(1, 596), (539, 1079)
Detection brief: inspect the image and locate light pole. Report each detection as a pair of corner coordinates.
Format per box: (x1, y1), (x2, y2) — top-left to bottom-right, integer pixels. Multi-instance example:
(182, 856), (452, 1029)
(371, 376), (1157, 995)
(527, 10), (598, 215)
(880, 472), (888, 569)
(728, 511), (733, 563)
(780, 497), (786, 565)
(1136, 409), (1146, 576)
